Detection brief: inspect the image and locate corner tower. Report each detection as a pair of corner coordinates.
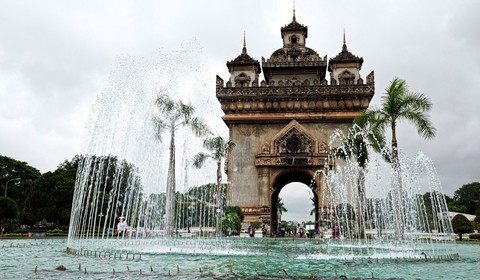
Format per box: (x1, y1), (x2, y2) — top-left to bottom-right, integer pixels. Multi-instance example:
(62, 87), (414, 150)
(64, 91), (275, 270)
(226, 34), (261, 87)
(216, 13), (375, 233)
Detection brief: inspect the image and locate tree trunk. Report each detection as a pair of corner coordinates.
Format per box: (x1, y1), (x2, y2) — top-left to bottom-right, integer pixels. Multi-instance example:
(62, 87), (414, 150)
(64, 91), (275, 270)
(391, 122), (405, 239)
(216, 160), (222, 233)
(357, 168), (366, 238)
(165, 126), (176, 237)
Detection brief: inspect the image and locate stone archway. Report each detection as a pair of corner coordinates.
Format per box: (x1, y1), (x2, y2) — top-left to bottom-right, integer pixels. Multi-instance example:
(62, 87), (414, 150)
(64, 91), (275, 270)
(252, 120), (332, 233)
(215, 13), (375, 232)
(270, 170), (319, 236)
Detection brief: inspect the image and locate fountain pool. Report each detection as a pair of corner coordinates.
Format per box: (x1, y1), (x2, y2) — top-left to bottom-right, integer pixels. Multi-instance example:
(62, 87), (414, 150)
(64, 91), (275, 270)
(1, 238), (478, 280)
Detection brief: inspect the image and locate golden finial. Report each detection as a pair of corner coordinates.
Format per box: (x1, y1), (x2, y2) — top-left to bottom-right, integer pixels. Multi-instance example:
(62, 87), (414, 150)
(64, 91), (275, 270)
(293, 1), (296, 21)
(243, 31), (246, 48)
(242, 31), (247, 54)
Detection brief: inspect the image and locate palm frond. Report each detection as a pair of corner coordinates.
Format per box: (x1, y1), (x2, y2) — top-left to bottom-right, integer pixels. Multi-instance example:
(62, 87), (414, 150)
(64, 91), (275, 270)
(179, 102), (195, 123)
(188, 116), (210, 137)
(152, 116), (167, 142)
(192, 152), (210, 168)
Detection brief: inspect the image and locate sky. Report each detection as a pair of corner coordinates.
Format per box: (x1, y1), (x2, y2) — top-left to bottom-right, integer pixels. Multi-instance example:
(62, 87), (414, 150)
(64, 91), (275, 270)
(1, 1), (479, 222)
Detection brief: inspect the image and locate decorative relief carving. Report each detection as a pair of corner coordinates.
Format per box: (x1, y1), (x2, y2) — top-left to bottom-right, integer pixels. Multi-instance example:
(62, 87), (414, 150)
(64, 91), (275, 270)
(319, 142), (329, 153)
(261, 143), (270, 154)
(254, 120), (331, 167)
(275, 127), (312, 154)
(242, 206), (271, 214)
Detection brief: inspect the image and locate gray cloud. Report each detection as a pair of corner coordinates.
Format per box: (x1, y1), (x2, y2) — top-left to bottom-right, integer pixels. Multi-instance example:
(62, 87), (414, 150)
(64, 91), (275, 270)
(1, 1), (478, 202)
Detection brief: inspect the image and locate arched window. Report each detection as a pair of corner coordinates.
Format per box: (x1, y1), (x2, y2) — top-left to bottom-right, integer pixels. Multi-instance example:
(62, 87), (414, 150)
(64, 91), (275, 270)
(291, 35), (297, 44)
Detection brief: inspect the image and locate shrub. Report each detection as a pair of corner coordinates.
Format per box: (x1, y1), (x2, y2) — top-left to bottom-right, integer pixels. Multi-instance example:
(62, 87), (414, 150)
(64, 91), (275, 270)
(221, 213), (241, 236)
(451, 214), (474, 240)
(469, 233), (480, 240)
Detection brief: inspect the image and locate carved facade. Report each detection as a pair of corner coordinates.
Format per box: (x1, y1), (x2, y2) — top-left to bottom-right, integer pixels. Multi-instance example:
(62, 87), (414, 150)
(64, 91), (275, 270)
(216, 11), (375, 233)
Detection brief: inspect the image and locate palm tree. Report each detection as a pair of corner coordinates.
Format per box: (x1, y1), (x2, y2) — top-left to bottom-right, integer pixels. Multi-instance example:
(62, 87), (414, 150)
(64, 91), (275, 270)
(369, 77), (436, 238)
(277, 197), (288, 219)
(310, 197), (316, 216)
(153, 92), (210, 236)
(192, 136), (235, 232)
(370, 77), (436, 169)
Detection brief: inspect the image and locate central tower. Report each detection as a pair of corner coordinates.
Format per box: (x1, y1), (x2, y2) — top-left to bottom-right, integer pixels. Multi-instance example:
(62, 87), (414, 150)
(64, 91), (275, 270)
(216, 11), (375, 233)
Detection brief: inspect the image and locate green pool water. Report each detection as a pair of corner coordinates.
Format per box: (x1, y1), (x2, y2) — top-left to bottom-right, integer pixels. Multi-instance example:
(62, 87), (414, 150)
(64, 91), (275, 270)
(1, 238), (478, 279)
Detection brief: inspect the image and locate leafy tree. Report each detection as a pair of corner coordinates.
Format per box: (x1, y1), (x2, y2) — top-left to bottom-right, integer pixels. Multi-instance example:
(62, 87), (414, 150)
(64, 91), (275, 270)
(221, 213), (241, 236)
(0, 196), (18, 233)
(0, 155), (41, 211)
(418, 191), (451, 232)
(475, 206), (480, 224)
(23, 159), (77, 226)
(365, 198), (388, 237)
(335, 203), (356, 221)
(253, 220), (262, 229)
(451, 214), (474, 240)
(193, 136), (234, 212)
(143, 193), (166, 230)
(224, 205), (244, 222)
(448, 204), (468, 214)
(452, 182), (480, 214)
(153, 92), (209, 236)
(474, 206), (480, 232)
(175, 183), (227, 230)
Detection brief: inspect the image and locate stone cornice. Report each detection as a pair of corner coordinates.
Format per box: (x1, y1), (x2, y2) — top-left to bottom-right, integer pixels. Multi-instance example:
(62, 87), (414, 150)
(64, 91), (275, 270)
(221, 112), (362, 124)
(217, 83), (373, 98)
(216, 85), (374, 123)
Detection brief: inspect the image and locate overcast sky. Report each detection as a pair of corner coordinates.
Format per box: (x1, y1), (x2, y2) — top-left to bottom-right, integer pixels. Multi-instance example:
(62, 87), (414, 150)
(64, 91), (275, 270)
(1, 1), (479, 222)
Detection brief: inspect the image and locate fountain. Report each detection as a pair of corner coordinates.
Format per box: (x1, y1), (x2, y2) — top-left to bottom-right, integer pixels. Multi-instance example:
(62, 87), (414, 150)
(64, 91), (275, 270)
(65, 47), (459, 279)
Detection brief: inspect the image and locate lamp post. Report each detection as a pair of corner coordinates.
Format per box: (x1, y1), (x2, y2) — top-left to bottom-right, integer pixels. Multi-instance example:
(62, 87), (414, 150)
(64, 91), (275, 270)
(5, 178), (21, 197)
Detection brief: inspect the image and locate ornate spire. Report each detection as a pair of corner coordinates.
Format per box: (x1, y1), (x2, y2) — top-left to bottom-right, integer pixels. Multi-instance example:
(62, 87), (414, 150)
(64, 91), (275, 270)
(293, 1), (296, 22)
(281, 2), (308, 39)
(242, 31), (247, 54)
(329, 30), (364, 72)
(227, 32), (261, 73)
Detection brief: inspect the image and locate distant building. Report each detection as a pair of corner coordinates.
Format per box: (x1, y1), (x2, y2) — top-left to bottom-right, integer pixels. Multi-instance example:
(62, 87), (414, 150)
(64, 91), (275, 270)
(439, 211), (476, 222)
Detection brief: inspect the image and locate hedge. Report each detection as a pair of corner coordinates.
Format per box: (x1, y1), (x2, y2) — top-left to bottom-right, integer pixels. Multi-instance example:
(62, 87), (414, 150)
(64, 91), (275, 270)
(469, 233), (480, 240)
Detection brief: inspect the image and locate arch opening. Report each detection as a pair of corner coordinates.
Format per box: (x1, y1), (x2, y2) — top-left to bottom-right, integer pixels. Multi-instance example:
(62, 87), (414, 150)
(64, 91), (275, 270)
(270, 170), (318, 237)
